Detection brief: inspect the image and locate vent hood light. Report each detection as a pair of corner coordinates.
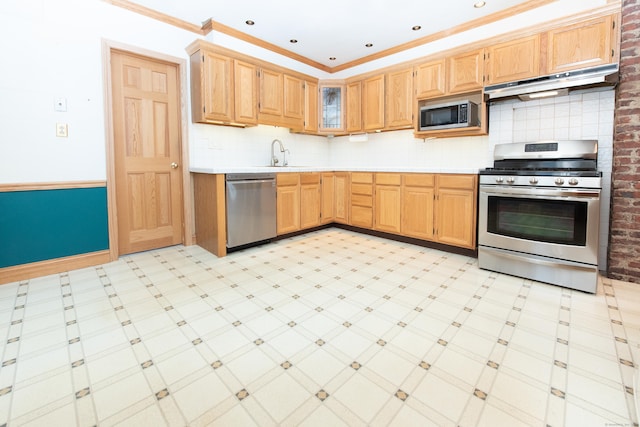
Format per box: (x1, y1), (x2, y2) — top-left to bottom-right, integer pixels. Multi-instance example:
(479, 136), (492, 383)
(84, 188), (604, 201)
(518, 88), (568, 101)
(484, 64), (618, 100)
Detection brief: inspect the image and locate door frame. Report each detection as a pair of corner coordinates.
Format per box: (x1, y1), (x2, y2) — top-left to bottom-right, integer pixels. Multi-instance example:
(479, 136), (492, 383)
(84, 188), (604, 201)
(102, 39), (193, 261)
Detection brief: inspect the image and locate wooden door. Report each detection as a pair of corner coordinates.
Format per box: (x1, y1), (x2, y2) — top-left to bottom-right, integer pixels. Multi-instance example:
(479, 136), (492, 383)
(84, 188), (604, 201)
(362, 75), (385, 131)
(300, 177), (321, 229)
(401, 174), (435, 240)
(276, 174), (300, 235)
(547, 15), (614, 73)
(486, 35), (540, 85)
(321, 173), (335, 224)
(234, 59), (258, 124)
(386, 68), (413, 129)
(334, 173), (350, 224)
(435, 174), (477, 249)
(375, 185), (401, 233)
(259, 68), (283, 115)
(111, 50), (183, 255)
(415, 59), (446, 99)
(448, 49), (484, 94)
(202, 51), (234, 122)
(346, 81), (362, 133)
(283, 74), (304, 120)
(304, 80), (319, 133)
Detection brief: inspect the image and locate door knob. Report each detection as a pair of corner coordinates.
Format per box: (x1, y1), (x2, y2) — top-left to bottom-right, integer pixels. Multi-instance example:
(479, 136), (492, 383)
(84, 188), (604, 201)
(170, 162), (179, 169)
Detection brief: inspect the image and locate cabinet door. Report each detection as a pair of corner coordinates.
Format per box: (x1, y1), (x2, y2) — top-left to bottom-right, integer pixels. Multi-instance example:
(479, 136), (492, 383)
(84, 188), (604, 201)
(415, 59), (446, 99)
(346, 81), (362, 133)
(402, 185), (435, 240)
(386, 68), (413, 129)
(486, 35), (540, 85)
(547, 15), (614, 73)
(319, 85), (344, 133)
(259, 68), (283, 116)
(448, 49), (484, 94)
(321, 173), (335, 224)
(304, 80), (319, 132)
(284, 74), (304, 120)
(334, 173), (350, 224)
(375, 185), (401, 233)
(202, 51), (234, 122)
(436, 188), (475, 248)
(362, 75), (385, 131)
(300, 183), (321, 229)
(277, 185), (300, 234)
(234, 59), (257, 124)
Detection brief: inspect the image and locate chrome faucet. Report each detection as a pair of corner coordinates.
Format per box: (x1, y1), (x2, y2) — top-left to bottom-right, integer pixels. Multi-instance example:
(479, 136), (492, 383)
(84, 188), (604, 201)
(271, 139), (288, 166)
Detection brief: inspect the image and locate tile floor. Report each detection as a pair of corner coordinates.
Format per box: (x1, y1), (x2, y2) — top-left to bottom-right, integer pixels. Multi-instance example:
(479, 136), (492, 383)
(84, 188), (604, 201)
(0, 228), (638, 427)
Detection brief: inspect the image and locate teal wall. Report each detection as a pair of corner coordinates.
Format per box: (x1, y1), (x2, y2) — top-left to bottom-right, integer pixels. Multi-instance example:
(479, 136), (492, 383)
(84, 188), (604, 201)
(0, 187), (109, 268)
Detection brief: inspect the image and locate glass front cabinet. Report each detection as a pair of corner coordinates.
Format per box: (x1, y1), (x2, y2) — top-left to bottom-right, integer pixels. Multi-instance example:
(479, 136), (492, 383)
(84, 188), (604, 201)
(319, 83), (345, 134)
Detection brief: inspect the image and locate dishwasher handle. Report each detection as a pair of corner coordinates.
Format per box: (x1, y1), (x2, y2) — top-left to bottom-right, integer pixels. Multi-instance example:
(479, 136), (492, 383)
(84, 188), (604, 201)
(227, 179), (275, 185)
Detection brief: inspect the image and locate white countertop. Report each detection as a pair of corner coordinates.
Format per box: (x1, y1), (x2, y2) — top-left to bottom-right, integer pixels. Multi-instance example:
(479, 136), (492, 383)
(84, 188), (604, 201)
(190, 166), (480, 174)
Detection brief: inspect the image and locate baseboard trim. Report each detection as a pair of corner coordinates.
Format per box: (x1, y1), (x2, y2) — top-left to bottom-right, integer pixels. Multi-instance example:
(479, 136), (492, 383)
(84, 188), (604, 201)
(0, 250), (111, 285)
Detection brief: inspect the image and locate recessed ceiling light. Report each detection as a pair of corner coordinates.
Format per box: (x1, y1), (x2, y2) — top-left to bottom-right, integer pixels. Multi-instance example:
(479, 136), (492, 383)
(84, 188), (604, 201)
(365, 43), (373, 48)
(290, 39), (298, 43)
(412, 25), (422, 31)
(474, 1), (486, 8)
(245, 20), (255, 25)
(329, 57), (336, 61)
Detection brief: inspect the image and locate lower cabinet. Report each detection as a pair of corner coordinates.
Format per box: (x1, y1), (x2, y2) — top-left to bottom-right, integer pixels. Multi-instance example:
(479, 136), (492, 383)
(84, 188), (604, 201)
(334, 173), (350, 224)
(300, 173), (321, 229)
(350, 172), (374, 228)
(276, 173), (300, 235)
(321, 173), (335, 225)
(435, 174), (477, 249)
(374, 173), (401, 233)
(274, 171), (477, 250)
(401, 174), (435, 240)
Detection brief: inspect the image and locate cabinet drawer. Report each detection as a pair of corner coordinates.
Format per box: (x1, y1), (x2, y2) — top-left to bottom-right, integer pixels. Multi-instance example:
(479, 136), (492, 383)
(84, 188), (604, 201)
(351, 206), (373, 228)
(300, 172), (320, 185)
(438, 174), (476, 190)
(403, 173), (435, 187)
(351, 183), (373, 196)
(351, 194), (373, 207)
(376, 173), (401, 186)
(351, 172), (373, 184)
(277, 173), (299, 186)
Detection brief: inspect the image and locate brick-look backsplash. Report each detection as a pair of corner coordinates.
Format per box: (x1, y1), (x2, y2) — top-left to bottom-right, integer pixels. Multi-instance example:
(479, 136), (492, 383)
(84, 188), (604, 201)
(608, 0), (640, 283)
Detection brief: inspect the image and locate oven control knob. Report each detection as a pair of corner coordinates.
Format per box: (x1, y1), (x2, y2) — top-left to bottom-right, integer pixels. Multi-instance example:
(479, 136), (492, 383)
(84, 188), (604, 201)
(495, 177), (504, 183)
(554, 178), (565, 185)
(568, 178), (579, 186)
(506, 176), (515, 184)
(529, 177), (539, 185)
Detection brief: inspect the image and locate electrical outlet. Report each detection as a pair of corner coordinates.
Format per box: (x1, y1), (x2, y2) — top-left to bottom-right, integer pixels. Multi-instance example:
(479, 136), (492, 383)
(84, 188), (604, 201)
(56, 123), (68, 137)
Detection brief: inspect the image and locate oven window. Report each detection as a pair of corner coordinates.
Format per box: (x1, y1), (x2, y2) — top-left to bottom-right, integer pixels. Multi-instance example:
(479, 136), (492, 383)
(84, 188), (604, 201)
(487, 196), (587, 245)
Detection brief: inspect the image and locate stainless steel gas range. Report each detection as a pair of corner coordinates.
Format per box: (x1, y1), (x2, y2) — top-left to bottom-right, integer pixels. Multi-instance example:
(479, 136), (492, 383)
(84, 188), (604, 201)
(478, 140), (602, 293)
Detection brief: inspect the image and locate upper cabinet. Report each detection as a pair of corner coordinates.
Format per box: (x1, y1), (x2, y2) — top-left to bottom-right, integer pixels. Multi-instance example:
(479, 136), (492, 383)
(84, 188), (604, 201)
(362, 75), (385, 131)
(259, 69), (306, 129)
(485, 35), (541, 85)
(447, 49), (484, 94)
(190, 49), (258, 126)
(346, 81), (362, 133)
(304, 80), (319, 133)
(415, 59), (446, 99)
(547, 15), (616, 73)
(319, 84), (345, 134)
(386, 68), (413, 130)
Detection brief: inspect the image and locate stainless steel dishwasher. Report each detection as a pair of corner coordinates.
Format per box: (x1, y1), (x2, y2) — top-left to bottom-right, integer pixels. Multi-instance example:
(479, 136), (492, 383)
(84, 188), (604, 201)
(225, 173), (277, 249)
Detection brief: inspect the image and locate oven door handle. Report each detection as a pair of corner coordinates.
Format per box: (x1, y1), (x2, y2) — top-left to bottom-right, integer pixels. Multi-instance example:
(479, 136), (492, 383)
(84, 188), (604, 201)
(480, 186), (600, 200)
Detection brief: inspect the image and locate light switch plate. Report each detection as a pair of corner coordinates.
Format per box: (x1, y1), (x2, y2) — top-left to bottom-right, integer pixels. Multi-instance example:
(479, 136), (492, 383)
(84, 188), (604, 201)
(56, 123), (68, 137)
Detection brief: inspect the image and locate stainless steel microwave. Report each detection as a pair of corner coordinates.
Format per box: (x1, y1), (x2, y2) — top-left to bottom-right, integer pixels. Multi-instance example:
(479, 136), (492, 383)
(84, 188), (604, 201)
(419, 100), (479, 131)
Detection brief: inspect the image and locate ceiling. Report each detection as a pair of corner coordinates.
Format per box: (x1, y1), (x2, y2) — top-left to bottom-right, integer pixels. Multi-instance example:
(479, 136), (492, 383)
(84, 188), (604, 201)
(120, 0), (552, 71)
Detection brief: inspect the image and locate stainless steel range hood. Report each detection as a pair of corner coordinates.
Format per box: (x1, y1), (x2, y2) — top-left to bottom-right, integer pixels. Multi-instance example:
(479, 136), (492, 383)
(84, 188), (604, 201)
(484, 63), (619, 100)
